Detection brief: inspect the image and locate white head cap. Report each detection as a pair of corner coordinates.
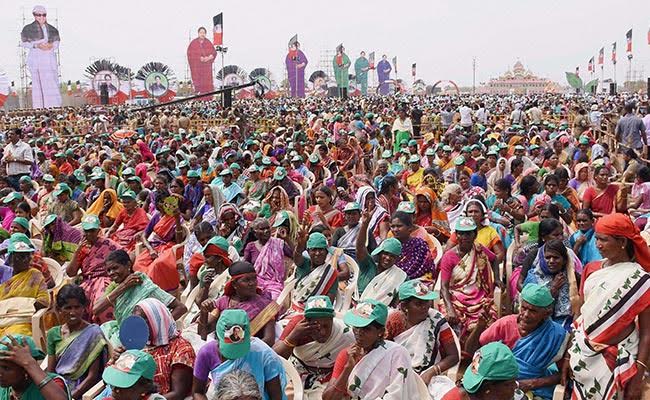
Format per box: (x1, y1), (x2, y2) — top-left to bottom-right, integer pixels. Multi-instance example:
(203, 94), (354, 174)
(32, 5), (46, 14)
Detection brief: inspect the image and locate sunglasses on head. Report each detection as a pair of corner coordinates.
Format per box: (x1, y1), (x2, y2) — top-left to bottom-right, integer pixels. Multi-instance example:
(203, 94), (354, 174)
(33, 13), (46, 16)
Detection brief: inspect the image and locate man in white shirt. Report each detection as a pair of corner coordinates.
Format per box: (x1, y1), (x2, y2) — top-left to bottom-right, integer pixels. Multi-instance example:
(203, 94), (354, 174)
(527, 101), (543, 125)
(511, 103), (526, 126)
(475, 102), (489, 125)
(459, 103), (473, 130)
(3, 128), (34, 190)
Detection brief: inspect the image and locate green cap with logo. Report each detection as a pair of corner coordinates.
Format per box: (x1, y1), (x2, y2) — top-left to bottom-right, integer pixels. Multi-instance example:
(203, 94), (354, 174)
(396, 201), (415, 214)
(398, 279), (438, 301)
(120, 190), (137, 201)
(343, 202), (361, 212)
(3, 192), (23, 204)
(19, 176), (32, 184)
(202, 236), (230, 254)
(306, 232), (328, 250)
(43, 214), (57, 228)
(0, 335), (45, 360)
(102, 350), (157, 389)
(454, 156), (466, 166)
(273, 167), (287, 181)
(455, 216), (477, 232)
(81, 215), (100, 231)
(462, 342), (519, 394)
(408, 155), (421, 164)
(187, 170), (200, 178)
(304, 296), (335, 319)
(381, 150), (392, 159)
(520, 283), (554, 308)
(53, 183), (72, 197)
(12, 217), (29, 231)
(371, 237), (402, 257)
(8, 233), (35, 254)
(217, 309), (251, 360)
(343, 299), (388, 328)
(271, 210), (290, 228)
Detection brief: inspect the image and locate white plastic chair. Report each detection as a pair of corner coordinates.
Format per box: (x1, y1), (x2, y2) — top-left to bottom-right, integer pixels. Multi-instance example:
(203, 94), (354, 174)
(552, 385), (566, 400)
(428, 234), (444, 265)
(305, 170), (316, 183)
(280, 356), (304, 400)
(31, 238), (43, 251)
(42, 257), (65, 288)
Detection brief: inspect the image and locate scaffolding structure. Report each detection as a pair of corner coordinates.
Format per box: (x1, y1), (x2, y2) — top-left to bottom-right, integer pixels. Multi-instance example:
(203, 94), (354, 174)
(318, 48), (336, 81)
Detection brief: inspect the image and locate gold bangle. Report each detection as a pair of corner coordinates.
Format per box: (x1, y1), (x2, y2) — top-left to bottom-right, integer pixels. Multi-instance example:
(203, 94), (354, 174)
(106, 295), (114, 306)
(636, 359), (649, 370)
(283, 338), (297, 348)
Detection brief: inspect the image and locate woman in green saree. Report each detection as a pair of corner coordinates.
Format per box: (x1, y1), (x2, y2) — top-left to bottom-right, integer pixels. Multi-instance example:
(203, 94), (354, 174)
(93, 250), (186, 347)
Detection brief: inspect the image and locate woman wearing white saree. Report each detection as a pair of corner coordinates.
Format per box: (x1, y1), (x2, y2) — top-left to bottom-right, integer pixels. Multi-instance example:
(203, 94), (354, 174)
(355, 186), (390, 244)
(355, 208), (407, 306)
(273, 296), (354, 400)
(323, 300), (424, 400)
(385, 279), (459, 378)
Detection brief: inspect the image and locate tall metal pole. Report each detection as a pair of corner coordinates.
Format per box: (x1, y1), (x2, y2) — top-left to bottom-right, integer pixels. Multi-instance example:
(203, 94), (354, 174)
(472, 57), (476, 94)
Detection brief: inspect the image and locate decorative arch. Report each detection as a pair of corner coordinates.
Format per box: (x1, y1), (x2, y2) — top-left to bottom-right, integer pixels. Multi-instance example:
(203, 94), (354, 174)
(430, 80), (460, 95)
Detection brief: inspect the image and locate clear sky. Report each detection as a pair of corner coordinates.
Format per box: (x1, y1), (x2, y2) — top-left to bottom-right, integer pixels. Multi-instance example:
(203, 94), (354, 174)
(2, 0), (649, 89)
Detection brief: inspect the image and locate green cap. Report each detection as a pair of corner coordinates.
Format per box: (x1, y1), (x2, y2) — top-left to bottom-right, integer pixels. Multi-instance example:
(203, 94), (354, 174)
(254, 151), (263, 159)
(408, 139), (417, 146)
(398, 279), (439, 301)
(520, 283), (554, 308)
(12, 217), (30, 231)
(343, 202), (361, 212)
(91, 171), (106, 180)
(381, 150), (392, 159)
(455, 216), (477, 232)
(73, 170), (87, 183)
(219, 168), (232, 176)
(579, 136), (589, 145)
(442, 145), (452, 152)
(371, 237), (402, 257)
(291, 155), (303, 162)
(262, 157), (272, 166)
(81, 215), (100, 231)
(0, 335), (45, 360)
(462, 342), (519, 394)
(120, 190), (137, 201)
(396, 201), (416, 214)
(306, 232), (328, 250)
(304, 296), (335, 319)
(55, 152), (65, 158)
(454, 156), (466, 166)
(187, 170), (200, 179)
(399, 139), (409, 145)
(202, 236), (230, 254)
(408, 155), (420, 163)
(216, 309), (251, 360)
(498, 142), (509, 149)
(514, 145), (526, 151)
(248, 165), (261, 173)
(271, 210), (290, 228)
(424, 148), (435, 156)
(121, 167), (135, 176)
(529, 144), (540, 151)
(343, 299), (388, 327)
(19, 175), (32, 184)
(273, 167), (287, 181)
(230, 163), (241, 170)
(461, 146), (471, 153)
(43, 214), (57, 227)
(178, 160), (189, 169)
(308, 154), (320, 164)
(53, 183), (72, 197)
(8, 233), (35, 254)
(102, 350), (157, 389)
(3, 192), (23, 204)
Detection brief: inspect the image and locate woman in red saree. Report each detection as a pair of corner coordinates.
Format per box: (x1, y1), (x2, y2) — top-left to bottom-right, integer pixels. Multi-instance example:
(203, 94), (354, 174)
(307, 186), (344, 231)
(66, 215), (120, 323)
(132, 192), (186, 293)
(107, 190), (150, 252)
(582, 164), (625, 218)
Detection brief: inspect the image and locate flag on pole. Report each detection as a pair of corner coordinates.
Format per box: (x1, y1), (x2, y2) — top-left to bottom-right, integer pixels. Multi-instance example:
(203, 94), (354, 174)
(587, 57), (594, 73)
(213, 13), (223, 46)
(575, 66), (580, 77)
(598, 47), (604, 65)
(392, 56), (398, 74)
(626, 28), (633, 59)
(368, 52), (375, 69)
(411, 63), (416, 77)
(647, 26), (650, 45)
(611, 42), (617, 64)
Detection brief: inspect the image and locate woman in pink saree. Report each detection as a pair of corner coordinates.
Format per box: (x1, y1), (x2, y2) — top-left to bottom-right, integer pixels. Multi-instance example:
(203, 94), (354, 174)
(243, 218), (294, 300)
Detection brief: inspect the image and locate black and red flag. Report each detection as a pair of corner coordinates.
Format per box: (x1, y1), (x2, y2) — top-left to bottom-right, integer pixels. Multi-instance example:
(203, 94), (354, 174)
(213, 13), (223, 46)
(411, 63), (416, 77)
(611, 42), (617, 64)
(587, 57), (594, 73)
(368, 52), (375, 69)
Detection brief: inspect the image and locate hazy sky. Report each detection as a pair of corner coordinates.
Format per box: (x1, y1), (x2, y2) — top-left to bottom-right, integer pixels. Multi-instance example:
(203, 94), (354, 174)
(2, 0), (649, 89)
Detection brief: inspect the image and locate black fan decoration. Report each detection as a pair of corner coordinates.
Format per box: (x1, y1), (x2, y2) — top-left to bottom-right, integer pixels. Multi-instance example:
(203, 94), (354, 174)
(216, 65), (248, 88)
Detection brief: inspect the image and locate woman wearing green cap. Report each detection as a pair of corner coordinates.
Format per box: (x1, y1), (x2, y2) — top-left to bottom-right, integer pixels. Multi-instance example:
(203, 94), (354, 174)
(46, 184), (83, 227)
(0, 334), (71, 400)
(324, 300), (423, 400)
(41, 216), (82, 265)
(101, 350), (165, 400)
(385, 279), (459, 378)
(106, 191), (150, 252)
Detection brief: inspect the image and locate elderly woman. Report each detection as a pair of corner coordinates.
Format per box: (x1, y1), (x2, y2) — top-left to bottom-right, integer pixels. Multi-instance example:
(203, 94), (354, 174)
(217, 203), (246, 254)
(66, 215), (119, 324)
(192, 184), (225, 229)
(582, 164), (626, 218)
(440, 217), (498, 352)
(0, 235), (49, 337)
(566, 213), (650, 400)
(94, 250), (186, 346)
(441, 183), (464, 230)
(569, 162), (593, 198)
(323, 300), (423, 400)
(388, 211), (436, 280)
(0, 335), (71, 400)
(385, 279), (459, 377)
(274, 296), (355, 399)
(85, 188), (124, 229)
(46, 183), (83, 226)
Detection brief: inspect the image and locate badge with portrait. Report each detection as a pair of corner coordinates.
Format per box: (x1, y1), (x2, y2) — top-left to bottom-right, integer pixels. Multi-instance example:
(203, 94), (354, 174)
(161, 196), (179, 216)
